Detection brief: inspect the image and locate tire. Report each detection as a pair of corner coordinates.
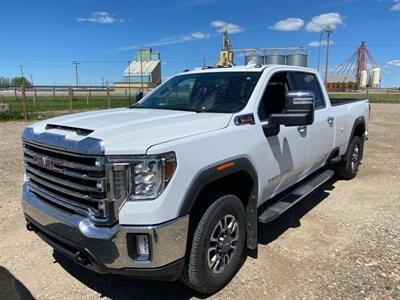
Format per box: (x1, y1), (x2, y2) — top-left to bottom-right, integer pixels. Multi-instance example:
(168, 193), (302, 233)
(181, 193), (246, 294)
(335, 136), (362, 180)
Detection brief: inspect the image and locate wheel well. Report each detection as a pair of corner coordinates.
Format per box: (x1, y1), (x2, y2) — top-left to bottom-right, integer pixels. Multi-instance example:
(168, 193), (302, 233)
(193, 171), (254, 213)
(188, 171), (254, 230)
(353, 122), (365, 139)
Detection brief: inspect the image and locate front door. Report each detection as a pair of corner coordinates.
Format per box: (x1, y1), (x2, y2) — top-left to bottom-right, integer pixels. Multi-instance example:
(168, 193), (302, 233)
(257, 71), (309, 200)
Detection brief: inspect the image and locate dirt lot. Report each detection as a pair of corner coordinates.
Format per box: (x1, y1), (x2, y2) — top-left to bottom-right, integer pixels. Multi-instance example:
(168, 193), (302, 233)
(0, 103), (399, 299)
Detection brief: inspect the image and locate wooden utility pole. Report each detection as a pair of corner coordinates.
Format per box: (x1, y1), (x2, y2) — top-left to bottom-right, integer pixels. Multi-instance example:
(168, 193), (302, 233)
(18, 65), (24, 79)
(72, 61), (80, 88)
(21, 85), (28, 121)
(107, 87), (111, 108)
(139, 48), (144, 93)
(128, 60), (131, 105)
(324, 26), (332, 85)
(68, 87), (73, 113)
(33, 89), (37, 109)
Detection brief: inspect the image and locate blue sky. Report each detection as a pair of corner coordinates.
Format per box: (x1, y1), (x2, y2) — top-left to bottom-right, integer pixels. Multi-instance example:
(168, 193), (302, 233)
(0, 0), (399, 87)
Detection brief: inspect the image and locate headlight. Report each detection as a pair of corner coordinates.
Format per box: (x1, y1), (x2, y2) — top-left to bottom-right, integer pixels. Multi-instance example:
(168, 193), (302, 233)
(108, 152), (176, 201)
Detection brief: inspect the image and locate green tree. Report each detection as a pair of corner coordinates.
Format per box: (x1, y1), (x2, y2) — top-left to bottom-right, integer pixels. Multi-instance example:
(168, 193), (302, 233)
(11, 77), (32, 87)
(0, 77), (11, 88)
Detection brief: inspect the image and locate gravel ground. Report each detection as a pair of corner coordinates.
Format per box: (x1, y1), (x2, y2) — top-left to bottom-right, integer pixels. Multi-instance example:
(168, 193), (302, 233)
(0, 103), (399, 300)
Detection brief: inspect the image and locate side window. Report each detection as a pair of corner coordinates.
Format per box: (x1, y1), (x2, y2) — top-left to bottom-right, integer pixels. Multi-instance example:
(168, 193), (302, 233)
(258, 72), (291, 121)
(291, 72), (325, 110)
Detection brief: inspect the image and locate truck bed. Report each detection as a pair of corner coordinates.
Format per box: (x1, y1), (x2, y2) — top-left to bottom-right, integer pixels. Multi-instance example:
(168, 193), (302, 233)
(329, 98), (367, 106)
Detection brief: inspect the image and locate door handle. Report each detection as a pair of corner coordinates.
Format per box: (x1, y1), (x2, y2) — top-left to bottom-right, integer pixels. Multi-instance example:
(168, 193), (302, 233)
(327, 116), (335, 124)
(297, 125), (306, 133)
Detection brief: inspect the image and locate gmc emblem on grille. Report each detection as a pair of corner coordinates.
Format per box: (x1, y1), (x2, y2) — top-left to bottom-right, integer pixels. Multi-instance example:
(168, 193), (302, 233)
(34, 156), (61, 172)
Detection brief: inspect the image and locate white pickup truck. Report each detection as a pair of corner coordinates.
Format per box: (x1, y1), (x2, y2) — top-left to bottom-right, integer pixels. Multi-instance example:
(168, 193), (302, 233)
(21, 65), (369, 294)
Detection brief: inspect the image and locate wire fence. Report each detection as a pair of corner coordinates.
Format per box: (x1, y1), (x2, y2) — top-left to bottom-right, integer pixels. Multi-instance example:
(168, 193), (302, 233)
(329, 89), (400, 103)
(0, 86), (142, 121)
(0, 86), (399, 121)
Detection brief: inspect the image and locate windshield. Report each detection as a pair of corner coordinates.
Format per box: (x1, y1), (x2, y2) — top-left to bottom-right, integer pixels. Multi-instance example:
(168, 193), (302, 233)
(132, 72), (262, 113)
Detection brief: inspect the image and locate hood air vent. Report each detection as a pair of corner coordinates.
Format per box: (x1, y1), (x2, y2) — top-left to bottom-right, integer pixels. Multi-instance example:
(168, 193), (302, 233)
(45, 124), (94, 136)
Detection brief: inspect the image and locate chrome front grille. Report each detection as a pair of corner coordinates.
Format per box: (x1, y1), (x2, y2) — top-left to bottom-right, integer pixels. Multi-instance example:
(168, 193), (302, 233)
(23, 142), (112, 224)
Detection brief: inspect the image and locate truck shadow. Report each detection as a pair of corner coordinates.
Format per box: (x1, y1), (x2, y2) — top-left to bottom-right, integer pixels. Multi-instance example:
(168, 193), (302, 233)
(53, 178), (337, 299)
(257, 177), (336, 245)
(53, 252), (203, 300)
(0, 266), (34, 300)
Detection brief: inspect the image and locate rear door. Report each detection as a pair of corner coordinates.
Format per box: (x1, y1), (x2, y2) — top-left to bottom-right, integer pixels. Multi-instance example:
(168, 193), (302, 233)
(291, 72), (335, 171)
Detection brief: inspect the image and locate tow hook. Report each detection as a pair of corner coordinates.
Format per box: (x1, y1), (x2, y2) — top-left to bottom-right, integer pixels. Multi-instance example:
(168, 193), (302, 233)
(26, 221), (35, 232)
(74, 251), (89, 266)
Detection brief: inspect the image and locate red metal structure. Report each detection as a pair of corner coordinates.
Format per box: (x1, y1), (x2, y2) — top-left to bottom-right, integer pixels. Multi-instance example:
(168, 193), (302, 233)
(331, 41), (378, 88)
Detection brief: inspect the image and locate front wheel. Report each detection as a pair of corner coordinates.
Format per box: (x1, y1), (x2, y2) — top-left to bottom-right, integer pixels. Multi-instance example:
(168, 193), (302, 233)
(181, 193), (246, 294)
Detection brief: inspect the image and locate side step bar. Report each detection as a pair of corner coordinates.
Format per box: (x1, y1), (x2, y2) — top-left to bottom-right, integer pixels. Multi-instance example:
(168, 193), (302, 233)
(258, 169), (334, 223)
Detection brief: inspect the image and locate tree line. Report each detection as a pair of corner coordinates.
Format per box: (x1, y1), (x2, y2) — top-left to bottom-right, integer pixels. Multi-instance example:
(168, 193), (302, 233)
(0, 77), (32, 88)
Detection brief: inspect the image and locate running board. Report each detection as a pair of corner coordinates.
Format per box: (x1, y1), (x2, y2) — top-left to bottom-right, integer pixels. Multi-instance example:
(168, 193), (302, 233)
(258, 170), (334, 223)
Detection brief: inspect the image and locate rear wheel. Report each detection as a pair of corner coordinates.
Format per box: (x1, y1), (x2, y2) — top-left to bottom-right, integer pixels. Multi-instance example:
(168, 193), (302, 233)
(181, 193), (246, 294)
(335, 136), (362, 180)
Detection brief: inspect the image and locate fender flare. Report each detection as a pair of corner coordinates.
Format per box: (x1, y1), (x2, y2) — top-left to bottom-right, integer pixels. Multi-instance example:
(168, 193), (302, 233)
(178, 157), (259, 250)
(344, 117), (366, 160)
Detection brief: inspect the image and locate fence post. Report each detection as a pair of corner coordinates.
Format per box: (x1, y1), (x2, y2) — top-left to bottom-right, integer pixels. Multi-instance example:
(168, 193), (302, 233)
(14, 87), (18, 101)
(68, 87), (73, 113)
(386, 88), (390, 102)
(107, 87), (111, 108)
(89, 89), (92, 103)
(33, 89), (37, 109)
(53, 86), (56, 99)
(21, 85), (28, 121)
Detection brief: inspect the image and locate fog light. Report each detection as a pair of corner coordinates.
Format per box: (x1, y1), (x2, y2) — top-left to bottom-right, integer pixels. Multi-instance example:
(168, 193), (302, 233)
(136, 234), (150, 261)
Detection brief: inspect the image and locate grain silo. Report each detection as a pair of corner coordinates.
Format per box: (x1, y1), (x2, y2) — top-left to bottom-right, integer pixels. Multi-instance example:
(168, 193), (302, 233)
(265, 54), (285, 65)
(245, 53), (264, 65)
(286, 52), (308, 67)
(369, 68), (381, 88)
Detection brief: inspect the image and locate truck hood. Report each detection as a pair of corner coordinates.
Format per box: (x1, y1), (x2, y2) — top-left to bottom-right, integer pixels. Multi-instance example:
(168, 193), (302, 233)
(30, 108), (232, 154)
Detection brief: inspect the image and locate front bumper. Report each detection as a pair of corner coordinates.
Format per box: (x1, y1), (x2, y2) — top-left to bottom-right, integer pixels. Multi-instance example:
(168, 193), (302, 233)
(22, 183), (189, 280)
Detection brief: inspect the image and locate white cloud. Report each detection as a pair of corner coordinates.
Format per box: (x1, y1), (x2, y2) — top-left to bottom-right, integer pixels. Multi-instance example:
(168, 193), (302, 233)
(182, 32), (210, 40)
(269, 18), (304, 31)
(305, 13), (344, 32)
(308, 40), (335, 47)
(210, 20), (244, 33)
(77, 11), (124, 24)
(388, 59), (400, 66)
(118, 32), (210, 50)
(390, 0), (400, 11)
